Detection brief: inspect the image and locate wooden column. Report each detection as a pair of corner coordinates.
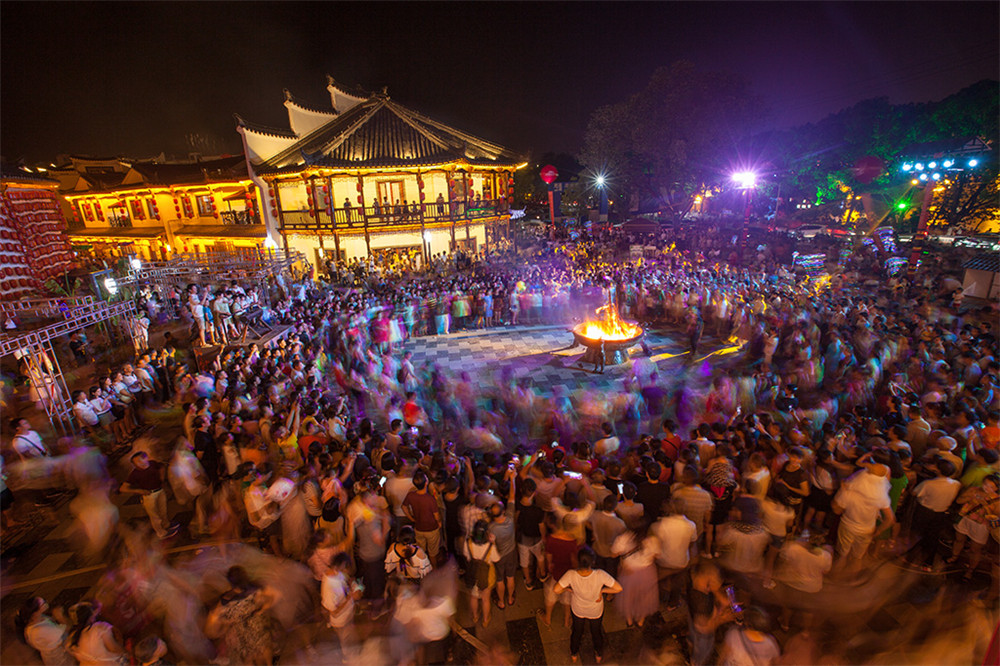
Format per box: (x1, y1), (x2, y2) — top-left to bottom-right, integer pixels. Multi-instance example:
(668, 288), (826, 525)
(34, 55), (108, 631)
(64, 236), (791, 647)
(327, 175), (340, 261)
(273, 181), (289, 259)
(358, 174), (371, 258)
(417, 171), (428, 265)
(447, 170), (456, 250)
(464, 171), (471, 242)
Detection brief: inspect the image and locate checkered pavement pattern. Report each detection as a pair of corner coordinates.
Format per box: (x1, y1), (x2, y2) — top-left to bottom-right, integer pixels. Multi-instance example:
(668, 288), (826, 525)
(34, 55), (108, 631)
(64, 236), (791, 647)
(402, 324), (695, 394)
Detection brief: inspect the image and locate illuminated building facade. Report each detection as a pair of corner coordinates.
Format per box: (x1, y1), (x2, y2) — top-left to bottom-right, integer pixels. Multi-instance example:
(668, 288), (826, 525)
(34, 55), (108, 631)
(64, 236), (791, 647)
(237, 77), (524, 267)
(52, 155), (263, 262)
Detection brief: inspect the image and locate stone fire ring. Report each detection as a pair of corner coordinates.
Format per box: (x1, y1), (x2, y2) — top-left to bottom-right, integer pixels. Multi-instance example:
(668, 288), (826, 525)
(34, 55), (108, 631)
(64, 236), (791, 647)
(572, 323), (644, 366)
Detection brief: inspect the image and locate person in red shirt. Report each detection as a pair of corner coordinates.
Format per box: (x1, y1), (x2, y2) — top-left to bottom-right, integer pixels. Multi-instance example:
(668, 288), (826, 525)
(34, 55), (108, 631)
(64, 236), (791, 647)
(402, 471), (441, 562)
(541, 515), (580, 628)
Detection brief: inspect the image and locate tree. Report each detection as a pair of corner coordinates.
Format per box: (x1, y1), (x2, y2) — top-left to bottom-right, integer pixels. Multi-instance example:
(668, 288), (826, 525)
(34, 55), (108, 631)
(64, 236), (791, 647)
(579, 61), (763, 213)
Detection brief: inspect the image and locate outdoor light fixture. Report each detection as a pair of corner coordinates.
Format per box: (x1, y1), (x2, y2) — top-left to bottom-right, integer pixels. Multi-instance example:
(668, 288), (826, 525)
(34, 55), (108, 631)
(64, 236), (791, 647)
(969, 159), (979, 167)
(928, 162), (937, 169)
(423, 231), (432, 242)
(104, 277), (119, 295)
(943, 159), (954, 167)
(915, 163), (924, 171)
(731, 172), (756, 189)
(920, 174), (929, 181)
(911, 179), (919, 185)
(932, 173), (941, 180)
(901, 163), (912, 171)
(130, 257), (142, 271)
(263, 236), (277, 249)
(595, 174), (606, 187)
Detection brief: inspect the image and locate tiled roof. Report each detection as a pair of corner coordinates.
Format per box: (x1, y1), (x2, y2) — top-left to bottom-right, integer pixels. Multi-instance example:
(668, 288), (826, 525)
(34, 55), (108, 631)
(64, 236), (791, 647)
(128, 156), (249, 186)
(252, 93), (522, 173)
(175, 224), (266, 239)
(67, 226), (166, 239)
(963, 253), (1000, 272)
(80, 172), (129, 190)
(283, 89), (336, 116)
(234, 114), (298, 139)
(1, 163), (60, 185)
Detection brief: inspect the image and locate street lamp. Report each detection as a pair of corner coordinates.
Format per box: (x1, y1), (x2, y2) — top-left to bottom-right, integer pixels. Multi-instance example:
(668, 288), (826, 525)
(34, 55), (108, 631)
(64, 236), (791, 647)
(593, 172), (610, 223)
(732, 171), (757, 264)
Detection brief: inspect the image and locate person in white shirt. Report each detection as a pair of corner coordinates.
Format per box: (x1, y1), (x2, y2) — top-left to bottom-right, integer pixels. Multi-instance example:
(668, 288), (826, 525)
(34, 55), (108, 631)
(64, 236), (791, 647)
(593, 422), (621, 457)
(244, 466), (281, 555)
(553, 547), (622, 663)
(72, 391), (100, 433)
(10, 418), (50, 461)
(908, 458), (961, 569)
(321, 553), (359, 653)
(775, 530), (833, 631)
(650, 501), (698, 609)
(832, 461), (894, 574)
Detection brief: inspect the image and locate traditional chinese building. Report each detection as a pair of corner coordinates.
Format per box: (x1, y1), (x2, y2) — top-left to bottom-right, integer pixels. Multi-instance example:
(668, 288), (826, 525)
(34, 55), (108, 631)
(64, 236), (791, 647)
(0, 164), (76, 297)
(52, 155), (263, 263)
(236, 77), (525, 267)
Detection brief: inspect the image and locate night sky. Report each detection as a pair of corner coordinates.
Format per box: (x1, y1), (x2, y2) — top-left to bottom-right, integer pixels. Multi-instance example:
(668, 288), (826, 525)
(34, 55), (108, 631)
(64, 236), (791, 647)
(2, 2), (997, 164)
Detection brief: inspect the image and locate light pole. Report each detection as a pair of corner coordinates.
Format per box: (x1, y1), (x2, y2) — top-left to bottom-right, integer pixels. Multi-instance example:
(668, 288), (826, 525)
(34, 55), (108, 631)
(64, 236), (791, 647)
(732, 171), (757, 264)
(595, 174), (609, 224)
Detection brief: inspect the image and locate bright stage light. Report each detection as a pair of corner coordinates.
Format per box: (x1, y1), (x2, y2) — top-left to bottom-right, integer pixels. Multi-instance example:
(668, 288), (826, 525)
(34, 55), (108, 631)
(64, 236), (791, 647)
(969, 159), (979, 167)
(943, 159), (954, 167)
(911, 179), (919, 185)
(928, 162), (937, 169)
(731, 172), (757, 189)
(919, 174), (928, 181)
(915, 163), (924, 171)
(932, 173), (941, 180)
(901, 163), (912, 171)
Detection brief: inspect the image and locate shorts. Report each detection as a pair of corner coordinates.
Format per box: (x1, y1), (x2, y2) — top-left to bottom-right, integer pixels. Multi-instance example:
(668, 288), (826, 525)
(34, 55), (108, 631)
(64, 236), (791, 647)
(415, 527), (441, 559)
(806, 487), (834, 513)
(518, 539), (545, 568)
(955, 516), (990, 545)
(837, 524), (873, 560)
(97, 411), (115, 428)
(495, 550), (517, 579)
(710, 494), (734, 525)
(544, 577), (572, 605)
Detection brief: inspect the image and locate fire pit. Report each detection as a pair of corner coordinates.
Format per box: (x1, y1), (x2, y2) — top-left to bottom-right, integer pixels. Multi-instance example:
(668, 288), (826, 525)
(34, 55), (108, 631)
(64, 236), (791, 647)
(572, 298), (644, 366)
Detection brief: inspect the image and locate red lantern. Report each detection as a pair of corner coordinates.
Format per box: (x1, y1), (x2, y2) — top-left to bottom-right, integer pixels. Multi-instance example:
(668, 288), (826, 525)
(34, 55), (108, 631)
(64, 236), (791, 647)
(357, 195), (363, 204)
(356, 183), (362, 193)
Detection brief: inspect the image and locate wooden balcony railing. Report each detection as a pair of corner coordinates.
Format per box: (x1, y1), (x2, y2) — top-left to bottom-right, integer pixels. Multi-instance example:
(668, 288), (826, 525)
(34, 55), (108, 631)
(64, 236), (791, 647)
(220, 210), (261, 226)
(279, 198), (510, 232)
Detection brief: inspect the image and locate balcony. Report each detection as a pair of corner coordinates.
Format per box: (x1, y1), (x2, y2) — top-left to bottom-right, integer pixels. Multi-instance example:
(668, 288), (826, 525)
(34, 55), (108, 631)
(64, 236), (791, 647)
(108, 214), (133, 228)
(220, 210), (261, 226)
(279, 198), (510, 233)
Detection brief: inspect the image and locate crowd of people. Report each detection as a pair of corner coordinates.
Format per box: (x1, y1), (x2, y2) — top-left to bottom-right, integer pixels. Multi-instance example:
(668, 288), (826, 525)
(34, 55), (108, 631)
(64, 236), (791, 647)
(3, 222), (998, 666)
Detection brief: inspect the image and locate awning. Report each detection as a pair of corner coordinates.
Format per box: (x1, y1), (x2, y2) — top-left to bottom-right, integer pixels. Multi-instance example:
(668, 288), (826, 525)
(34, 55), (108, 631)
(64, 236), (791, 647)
(174, 224), (266, 239)
(67, 226), (165, 240)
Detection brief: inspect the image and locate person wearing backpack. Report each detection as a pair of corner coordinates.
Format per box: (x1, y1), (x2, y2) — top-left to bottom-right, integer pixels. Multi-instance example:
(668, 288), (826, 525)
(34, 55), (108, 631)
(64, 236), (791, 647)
(464, 519), (500, 628)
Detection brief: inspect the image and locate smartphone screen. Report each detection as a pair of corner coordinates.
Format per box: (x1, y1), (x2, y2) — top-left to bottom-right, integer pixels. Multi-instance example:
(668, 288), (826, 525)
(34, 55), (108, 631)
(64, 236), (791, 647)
(617, 483), (624, 494)
(379, 476), (387, 488)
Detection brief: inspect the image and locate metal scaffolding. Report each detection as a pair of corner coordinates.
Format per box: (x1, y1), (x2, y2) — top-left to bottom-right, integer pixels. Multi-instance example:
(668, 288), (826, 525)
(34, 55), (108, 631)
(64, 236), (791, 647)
(0, 299), (142, 436)
(117, 250), (307, 293)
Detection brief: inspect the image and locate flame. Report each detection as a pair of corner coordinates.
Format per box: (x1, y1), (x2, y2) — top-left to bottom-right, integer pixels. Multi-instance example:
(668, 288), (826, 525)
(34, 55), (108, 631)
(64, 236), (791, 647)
(578, 320), (642, 341)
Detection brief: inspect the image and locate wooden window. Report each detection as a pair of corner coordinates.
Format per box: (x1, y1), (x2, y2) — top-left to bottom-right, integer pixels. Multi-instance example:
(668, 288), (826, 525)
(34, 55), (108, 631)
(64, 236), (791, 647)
(146, 198), (157, 218)
(81, 202), (94, 222)
(130, 199), (145, 220)
(182, 197), (194, 218)
(196, 195), (213, 216)
(94, 202), (104, 221)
